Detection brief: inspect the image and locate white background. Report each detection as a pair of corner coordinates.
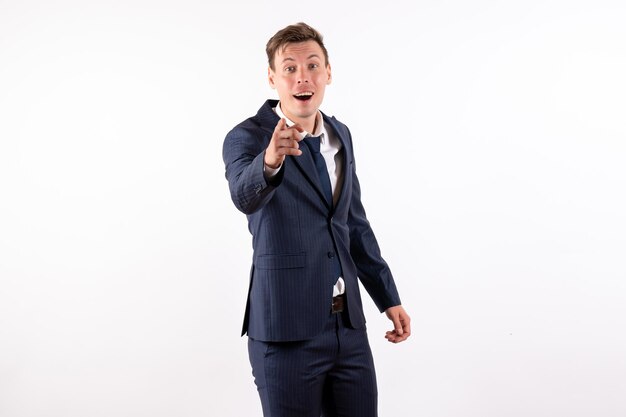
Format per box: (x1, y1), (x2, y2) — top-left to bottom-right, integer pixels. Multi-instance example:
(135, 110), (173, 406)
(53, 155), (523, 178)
(1, 0), (625, 416)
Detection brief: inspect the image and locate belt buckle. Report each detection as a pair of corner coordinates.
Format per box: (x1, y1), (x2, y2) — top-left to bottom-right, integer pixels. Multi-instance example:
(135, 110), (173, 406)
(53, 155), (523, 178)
(331, 295), (344, 313)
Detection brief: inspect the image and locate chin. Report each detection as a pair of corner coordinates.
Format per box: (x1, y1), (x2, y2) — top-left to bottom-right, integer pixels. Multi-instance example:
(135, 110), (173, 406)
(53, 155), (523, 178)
(285, 103), (316, 117)
(296, 109), (318, 119)
(296, 99), (320, 112)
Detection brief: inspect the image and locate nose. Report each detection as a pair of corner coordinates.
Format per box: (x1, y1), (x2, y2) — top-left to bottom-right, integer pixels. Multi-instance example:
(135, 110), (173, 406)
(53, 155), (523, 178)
(296, 67), (309, 84)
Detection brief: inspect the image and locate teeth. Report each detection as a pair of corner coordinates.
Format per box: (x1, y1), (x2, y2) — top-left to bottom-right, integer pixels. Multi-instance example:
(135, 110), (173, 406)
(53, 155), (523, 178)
(295, 92), (313, 97)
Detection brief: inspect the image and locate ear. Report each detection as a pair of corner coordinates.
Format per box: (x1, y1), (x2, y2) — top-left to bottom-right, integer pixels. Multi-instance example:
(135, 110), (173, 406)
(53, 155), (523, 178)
(268, 67), (276, 89)
(326, 64), (332, 85)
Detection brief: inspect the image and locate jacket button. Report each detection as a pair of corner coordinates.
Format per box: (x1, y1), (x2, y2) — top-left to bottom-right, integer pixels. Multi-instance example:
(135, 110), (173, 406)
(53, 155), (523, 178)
(327, 251), (335, 258)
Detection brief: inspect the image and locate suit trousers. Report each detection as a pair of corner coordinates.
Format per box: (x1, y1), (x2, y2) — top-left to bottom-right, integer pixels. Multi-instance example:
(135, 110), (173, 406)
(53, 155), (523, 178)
(247, 311), (378, 417)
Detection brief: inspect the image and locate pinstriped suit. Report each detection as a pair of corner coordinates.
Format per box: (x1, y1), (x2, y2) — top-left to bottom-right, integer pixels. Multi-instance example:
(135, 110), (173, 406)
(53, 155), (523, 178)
(223, 99), (402, 416)
(223, 100), (402, 343)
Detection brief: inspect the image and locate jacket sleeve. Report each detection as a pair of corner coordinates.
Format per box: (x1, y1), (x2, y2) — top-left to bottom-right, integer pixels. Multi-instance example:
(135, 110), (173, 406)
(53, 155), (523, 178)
(345, 132), (402, 312)
(222, 126), (284, 215)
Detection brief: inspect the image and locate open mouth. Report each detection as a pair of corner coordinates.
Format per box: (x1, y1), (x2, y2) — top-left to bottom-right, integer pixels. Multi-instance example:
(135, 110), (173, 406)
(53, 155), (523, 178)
(293, 92), (314, 101)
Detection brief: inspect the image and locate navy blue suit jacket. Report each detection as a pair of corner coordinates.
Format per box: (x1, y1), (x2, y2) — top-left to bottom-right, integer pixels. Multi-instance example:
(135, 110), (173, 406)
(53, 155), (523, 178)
(223, 100), (401, 342)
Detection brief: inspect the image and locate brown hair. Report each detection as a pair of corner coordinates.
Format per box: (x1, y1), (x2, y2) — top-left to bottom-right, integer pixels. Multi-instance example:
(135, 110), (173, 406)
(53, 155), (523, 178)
(266, 22), (329, 70)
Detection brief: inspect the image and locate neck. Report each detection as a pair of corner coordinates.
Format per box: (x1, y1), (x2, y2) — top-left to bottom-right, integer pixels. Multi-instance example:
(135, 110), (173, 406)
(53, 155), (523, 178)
(302, 117), (317, 135)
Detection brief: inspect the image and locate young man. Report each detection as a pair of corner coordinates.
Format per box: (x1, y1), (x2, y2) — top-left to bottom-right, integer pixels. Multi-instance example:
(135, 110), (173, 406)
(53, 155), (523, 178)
(222, 22), (411, 417)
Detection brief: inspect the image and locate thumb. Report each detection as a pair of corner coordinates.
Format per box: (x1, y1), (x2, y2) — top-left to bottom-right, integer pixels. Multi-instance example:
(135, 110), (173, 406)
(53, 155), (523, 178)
(392, 315), (404, 335)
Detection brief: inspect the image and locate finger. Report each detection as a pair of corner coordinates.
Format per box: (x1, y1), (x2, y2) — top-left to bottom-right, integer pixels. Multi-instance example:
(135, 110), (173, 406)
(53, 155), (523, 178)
(385, 334), (408, 344)
(276, 138), (301, 150)
(385, 332), (401, 343)
(399, 312), (411, 336)
(274, 119), (302, 137)
(392, 315), (404, 336)
(385, 330), (398, 341)
(274, 118), (286, 133)
(291, 123), (305, 133)
(402, 318), (411, 336)
(277, 147), (303, 156)
(396, 329), (410, 341)
(283, 125), (304, 142)
(276, 128), (302, 142)
(385, 329), (410, 343)
(275, 139), (302, 156)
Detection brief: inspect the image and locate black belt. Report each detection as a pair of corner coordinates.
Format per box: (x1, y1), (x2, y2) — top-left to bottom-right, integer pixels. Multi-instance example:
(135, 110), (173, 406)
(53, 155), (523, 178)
(331, 294), (345, 313)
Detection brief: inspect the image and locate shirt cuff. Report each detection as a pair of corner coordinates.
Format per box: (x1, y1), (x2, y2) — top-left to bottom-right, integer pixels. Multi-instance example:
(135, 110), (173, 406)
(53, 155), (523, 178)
(264, 163), (282, 179)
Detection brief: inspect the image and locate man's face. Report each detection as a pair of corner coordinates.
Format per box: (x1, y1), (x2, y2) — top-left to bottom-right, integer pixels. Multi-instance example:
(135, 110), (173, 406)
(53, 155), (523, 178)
(268, 40), (332, 126)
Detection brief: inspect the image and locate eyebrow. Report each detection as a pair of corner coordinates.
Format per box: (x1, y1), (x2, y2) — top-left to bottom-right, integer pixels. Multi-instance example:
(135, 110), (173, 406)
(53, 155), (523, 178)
(281, 54), (322, 64)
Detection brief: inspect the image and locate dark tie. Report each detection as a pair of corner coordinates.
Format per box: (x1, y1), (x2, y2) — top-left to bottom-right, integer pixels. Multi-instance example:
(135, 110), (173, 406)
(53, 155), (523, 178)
(303, 135), (333, 206)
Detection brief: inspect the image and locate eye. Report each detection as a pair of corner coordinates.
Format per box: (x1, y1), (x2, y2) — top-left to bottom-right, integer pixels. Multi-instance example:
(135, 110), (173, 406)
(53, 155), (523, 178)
(285, 66), (295, 73)
(309, 63), (319, 70)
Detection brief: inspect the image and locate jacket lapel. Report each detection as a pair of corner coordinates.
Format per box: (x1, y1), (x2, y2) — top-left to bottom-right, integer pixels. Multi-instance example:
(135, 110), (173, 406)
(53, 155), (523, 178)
(292, 143), (332, 210)
(323, 114), (351, 214)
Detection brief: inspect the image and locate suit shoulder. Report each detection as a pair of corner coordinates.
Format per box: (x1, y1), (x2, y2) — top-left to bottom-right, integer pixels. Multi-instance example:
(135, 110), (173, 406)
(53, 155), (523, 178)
(227, 116), (262, 138)
(329, 114), (347, 127)
(225, 100), (278, 143)
(323, 113), (351, 138)
(224, 116), (270, 152)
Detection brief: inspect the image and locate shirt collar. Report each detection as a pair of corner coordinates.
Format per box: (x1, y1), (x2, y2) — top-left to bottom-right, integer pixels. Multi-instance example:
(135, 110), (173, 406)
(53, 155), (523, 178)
(274, 102), (326, 142)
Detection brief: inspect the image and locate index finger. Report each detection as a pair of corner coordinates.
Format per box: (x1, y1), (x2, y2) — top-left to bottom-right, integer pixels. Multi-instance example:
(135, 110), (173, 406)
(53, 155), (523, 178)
(274, 118), (287, 132)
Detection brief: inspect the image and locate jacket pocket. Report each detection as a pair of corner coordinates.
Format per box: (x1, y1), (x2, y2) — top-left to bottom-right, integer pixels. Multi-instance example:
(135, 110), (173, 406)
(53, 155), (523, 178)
(255, 252), (306, 270)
